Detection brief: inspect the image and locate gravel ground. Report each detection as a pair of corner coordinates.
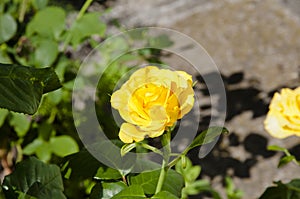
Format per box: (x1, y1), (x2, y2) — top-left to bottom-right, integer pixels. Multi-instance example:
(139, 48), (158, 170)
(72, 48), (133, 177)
(102, 0), (300, 198)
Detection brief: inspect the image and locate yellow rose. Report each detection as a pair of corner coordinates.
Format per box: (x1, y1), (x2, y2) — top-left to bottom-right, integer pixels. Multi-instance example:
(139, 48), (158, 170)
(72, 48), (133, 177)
(111, 66), (195, 143)
(264, 87), (300, 138)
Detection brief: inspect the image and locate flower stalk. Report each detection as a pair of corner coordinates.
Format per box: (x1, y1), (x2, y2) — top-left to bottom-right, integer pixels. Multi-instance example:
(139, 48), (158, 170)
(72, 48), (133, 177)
(63, 0), (94, 51)
(155, 128), (172, 194)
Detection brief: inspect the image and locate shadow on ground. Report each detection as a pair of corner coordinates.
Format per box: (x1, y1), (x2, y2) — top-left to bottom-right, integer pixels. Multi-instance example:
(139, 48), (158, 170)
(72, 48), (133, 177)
(186, 71), (300, 198)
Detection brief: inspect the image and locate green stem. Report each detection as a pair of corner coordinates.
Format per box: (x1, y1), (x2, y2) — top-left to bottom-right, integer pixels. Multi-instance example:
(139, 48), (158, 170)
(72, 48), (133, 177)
(155, 158), (168, 194)
(155, 129), (171, 194)
(168, 156), (180, 169)
(19, 0), (29, 22)
(140, 143), (163, 156)
(63, 0), (94, 51)
(168, 147), (189, 168)
(77, 0), (93, 20)
(284, 149), (300, 166)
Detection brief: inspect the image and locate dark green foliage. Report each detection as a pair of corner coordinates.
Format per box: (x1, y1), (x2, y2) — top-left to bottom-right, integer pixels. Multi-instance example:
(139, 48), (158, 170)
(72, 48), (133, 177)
(260, 179), (300, 199)
(0, 64), (61, 114)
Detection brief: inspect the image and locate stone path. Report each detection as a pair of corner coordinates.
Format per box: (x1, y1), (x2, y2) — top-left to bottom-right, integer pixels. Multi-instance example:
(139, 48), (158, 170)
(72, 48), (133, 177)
(103, 0), (300, 198)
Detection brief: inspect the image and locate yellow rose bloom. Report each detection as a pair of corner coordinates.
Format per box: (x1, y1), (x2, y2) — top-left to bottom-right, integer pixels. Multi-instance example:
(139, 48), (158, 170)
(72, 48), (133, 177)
(111, 66), (195, 143)
(264, 87), (300, 138)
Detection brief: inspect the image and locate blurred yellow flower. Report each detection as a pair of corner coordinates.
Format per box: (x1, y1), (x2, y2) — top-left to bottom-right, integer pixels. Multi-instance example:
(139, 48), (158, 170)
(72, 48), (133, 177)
(264, 87), (300, 138)
(111, 66), (194, 143)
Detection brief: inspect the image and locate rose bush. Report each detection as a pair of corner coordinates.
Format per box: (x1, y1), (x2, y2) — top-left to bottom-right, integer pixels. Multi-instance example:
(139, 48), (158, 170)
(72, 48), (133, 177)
(111, 66), (194, 143)
(264, 87), (300, 138)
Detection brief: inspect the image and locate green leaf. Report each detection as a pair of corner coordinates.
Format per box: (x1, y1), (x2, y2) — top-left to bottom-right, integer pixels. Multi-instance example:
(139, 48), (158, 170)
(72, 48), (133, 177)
(187, 127), (229, 152)
(121, 143), (136, 157)
(0, 108), (8, 126)
(38, 122), (53, 141)
(94, 167), (122, 180)
(132, 159), (161, 172)
(0, 13), (17, 44)
(0, 186), (5, 199)
(16, 191), (38, 198)
(111, 185), (145, 199)
(32, 0), (48, 10)
(3, 157), (66, 199)
(267, 145), (287, 152)
(61, 149), (103, 180)
(175, 156), (221, 198)
(46, 89), (62, 105)
(130, 169), (184, 197)
(183, 180), (209, 195)
(50, 135), (79, 157)
(182, 180), (221, 199)
(278, 155), (296, 168)
(22, 138), (52, 162)
(102, 182), (126, 193)
(23, 138), (44, 155)
(175, 157), (200, 183)
(0, 63), (61, 114)
(0, 49), (12, 64)
(259, 179), (300, 199)
(9, 112), (31, 137)
(35, 142), (51, 162)
(32, 38), (59, 67)
(69, 12), (106, 47)
(26, 7), (65, 40)
(148, 34), (174, 48)
(90, 182), (127, 199)
(27, 66), (61, 94)
(87, 141), (135, 176)
(152, 191), (179, 199)
(225, 176), (243, 199)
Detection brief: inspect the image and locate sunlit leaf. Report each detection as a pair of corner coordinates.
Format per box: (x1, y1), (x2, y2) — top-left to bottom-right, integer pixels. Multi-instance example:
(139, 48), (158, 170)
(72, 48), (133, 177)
(186, 127), (229, 152)
(152, 191), (179, 199)
(130, 169), (184, 196)
(32, 0), (48, 10)
(26, 7), (65, 40)
(94, 167), (122, 180)
(35, 142), (51, 162)
(0, 13), (17, 44)
(69, 12), (106, 47)
(120, 143), (136, 157)
(90, 182), (127, 199)
(32, 38), (59, 67)
(23, 138), (44, 155)
(267, 145), (287, 152)
(9, 112), (31, 137)
(278, 155), (296, 168)
(50, 135), (79, 157)
(175, 157), (200, 183)
(111, 185), (145, 199)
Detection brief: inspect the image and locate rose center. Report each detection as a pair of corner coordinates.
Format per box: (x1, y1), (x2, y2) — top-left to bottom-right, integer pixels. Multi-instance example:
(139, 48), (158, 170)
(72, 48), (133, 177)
(129, 83), (180, 126)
